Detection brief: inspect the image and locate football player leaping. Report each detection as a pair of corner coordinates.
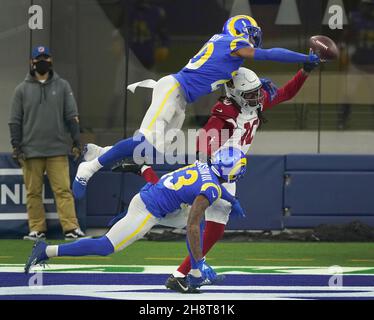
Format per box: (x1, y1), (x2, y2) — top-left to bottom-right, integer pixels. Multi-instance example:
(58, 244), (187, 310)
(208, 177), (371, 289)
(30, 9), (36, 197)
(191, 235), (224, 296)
(84, 62), (318, 293)
(164, 63), (318, 292)
(72, 15), (321, 199)
(25, 147), (247, 294)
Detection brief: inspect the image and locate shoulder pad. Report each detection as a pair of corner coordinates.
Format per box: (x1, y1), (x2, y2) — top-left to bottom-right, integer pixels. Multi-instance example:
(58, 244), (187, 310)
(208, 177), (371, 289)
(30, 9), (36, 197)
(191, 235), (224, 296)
(211, 100), (240, 120)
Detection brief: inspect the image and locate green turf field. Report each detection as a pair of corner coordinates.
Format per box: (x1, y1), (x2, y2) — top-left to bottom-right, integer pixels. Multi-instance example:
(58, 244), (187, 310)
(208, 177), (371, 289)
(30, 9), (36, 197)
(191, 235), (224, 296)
(1, 240), (374, 267)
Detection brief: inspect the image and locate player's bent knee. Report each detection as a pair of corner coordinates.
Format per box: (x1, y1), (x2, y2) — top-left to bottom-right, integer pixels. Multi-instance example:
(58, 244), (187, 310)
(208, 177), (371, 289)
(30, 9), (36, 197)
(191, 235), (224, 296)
(95, 236), (114, 256)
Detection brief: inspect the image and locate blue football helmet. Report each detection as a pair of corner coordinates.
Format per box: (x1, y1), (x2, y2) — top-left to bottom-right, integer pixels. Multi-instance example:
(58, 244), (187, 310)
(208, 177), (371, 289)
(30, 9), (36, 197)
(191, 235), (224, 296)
(210, 147), (247, 183)
(222, 15), (262, 48)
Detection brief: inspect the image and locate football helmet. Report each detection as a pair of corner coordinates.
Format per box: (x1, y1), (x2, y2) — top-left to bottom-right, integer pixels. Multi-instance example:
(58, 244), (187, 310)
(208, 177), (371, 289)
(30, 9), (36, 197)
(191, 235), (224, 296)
(210, 147), (247, 183)
(225, 67), (263, 110)
(222, 15), (262, 48)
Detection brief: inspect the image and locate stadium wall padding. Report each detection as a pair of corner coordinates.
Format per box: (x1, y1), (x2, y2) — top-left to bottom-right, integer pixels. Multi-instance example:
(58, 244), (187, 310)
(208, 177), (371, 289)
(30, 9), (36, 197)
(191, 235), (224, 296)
(1, 153), (374, 238)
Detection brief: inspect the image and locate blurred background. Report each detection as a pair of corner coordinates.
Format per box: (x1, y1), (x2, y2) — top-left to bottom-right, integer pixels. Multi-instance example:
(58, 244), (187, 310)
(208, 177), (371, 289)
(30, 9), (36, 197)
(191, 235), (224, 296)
(1, 0), (374, 154)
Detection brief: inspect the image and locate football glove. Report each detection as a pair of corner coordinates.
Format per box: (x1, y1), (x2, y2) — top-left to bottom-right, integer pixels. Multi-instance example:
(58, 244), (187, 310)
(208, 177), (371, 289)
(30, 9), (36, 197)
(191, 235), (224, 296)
(260, 78), (278, 102)
(308, 51), (321, 63)
(303, 61), (319, 73)
(196, 258), (217, 282)
(230, 198), (246, 219)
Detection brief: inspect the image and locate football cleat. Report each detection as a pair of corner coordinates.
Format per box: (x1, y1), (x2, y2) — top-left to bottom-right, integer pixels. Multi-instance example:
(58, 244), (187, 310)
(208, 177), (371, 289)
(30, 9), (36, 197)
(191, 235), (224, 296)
(83, 143), (103, 161)
(24, 240), (49, 274)
(83, 144), (112, 161)
(165, 275), (201, 294)
(188, 274), (226, 288)
(111, 159), (142, 175)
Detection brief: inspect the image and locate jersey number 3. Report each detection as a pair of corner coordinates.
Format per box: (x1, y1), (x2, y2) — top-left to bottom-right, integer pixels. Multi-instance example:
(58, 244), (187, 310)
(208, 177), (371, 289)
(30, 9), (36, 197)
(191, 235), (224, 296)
(163, 168), (198, 191)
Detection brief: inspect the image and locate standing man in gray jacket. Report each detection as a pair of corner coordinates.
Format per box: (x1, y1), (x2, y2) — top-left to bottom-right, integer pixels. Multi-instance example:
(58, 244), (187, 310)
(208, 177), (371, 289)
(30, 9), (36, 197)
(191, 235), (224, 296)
(8, 46), (86, 240)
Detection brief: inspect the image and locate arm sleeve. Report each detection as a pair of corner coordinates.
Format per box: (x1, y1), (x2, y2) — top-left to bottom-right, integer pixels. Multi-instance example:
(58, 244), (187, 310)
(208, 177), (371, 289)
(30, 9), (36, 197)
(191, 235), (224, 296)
(263, 69), (308, 110)
(254, 48), (310, 63)
(196, 116), (226, 157)
(8, 86), (23, 148)
(199, 182), (222, 205)
(63, 81), (78, 121)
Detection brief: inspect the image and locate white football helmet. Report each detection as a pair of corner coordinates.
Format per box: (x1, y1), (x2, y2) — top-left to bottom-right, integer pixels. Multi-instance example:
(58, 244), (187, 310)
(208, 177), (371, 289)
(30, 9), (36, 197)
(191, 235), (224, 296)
(225, 67), (263, 110)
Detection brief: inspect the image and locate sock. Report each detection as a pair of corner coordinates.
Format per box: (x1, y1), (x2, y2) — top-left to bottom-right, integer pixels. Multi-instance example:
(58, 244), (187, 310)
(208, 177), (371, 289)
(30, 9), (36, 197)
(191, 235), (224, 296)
(172, 270), (186, 278)
(46, 245), (58, 258)
(189, 269), (202, 278)
(89, 158), (104, 172)
(177, 221), (225, 276)
(141, 165), (160, 184)
(98, 134), (153, 167)
(58, 236), (114, 257)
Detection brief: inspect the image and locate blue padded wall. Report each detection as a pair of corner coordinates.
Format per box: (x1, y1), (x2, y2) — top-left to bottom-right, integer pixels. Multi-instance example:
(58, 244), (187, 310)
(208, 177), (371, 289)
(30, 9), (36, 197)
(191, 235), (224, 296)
(284, 155), (374, 228)
(3, 153), (374, 235)
(226, 155), (284, 230)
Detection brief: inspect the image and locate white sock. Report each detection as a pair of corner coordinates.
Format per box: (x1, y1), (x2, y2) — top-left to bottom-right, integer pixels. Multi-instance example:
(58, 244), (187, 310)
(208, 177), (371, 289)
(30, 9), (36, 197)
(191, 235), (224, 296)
(46, 245), (58, 258)
(189, 269), (202, 278)
(102, 146), (113, 154)
(173, 270), (186, 278)
(90, 158), (103, 171)
(140, 165), (151, 174)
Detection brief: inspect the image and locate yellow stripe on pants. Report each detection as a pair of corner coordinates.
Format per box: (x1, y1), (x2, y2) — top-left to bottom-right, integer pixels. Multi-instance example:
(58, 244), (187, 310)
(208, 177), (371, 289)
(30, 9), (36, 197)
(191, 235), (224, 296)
(146, 82), (180, 130)
(114, 213), (153, 251)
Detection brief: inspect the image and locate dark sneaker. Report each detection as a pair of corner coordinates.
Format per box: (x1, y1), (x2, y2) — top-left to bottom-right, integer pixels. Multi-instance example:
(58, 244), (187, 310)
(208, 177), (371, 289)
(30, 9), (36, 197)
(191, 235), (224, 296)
(165, 275), (201, 294)
(64, 228), (87, 240)
(111, 160), (142, 175)
(24, 240), (49, 274)
(188, 274), (226, 288)
(23, 231), (46, 241)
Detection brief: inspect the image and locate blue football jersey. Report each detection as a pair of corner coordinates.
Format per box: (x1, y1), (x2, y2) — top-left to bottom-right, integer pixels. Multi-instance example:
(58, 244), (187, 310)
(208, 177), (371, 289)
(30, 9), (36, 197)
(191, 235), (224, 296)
(140, 161), (222, 218)
(173, 33), (252, 103)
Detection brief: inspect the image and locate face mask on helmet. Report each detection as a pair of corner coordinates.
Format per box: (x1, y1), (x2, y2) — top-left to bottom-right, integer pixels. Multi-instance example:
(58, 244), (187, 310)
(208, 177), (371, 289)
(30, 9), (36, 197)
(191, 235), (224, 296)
(225, 76), (264, 110)
(240, 86), (264, 108)
(244, 25), (262, 48)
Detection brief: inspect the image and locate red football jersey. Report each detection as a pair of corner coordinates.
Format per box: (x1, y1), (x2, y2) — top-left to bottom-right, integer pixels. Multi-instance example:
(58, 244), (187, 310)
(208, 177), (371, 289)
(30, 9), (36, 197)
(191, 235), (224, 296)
(196, 69), (308, 156)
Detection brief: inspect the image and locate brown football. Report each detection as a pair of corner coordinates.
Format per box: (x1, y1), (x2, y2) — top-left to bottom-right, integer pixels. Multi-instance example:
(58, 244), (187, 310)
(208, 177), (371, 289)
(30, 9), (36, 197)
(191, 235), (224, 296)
(309, 35), (339, 61)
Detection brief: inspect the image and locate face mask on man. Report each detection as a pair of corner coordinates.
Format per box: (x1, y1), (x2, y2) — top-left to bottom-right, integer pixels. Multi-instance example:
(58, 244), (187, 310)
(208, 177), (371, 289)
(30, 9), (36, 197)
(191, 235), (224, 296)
(33, 60), (52, 75)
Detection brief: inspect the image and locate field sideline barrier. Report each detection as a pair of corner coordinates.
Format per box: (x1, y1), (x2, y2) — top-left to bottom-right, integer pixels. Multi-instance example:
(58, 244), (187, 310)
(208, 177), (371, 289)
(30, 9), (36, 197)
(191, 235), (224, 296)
(1, 153), (374, 238)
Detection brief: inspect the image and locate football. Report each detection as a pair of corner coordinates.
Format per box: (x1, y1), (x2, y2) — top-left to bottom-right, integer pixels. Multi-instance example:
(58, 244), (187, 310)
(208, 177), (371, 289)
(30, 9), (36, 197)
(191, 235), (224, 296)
(309, 35), (340, 61)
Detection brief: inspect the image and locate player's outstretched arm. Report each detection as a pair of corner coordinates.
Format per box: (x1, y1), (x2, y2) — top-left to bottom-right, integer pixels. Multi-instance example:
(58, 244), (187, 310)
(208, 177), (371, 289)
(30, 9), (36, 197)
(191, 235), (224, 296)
(187, 195), (210, 262)
(235, 47), (320, 64)
(263, 62), (319, 109)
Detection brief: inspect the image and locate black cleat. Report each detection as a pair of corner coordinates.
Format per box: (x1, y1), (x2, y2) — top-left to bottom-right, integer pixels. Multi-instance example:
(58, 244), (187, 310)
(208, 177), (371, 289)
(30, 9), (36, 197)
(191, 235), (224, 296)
(165, 275), (201, 294)
(188, 274), (226, 288)
(111, 159), (142, 175)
